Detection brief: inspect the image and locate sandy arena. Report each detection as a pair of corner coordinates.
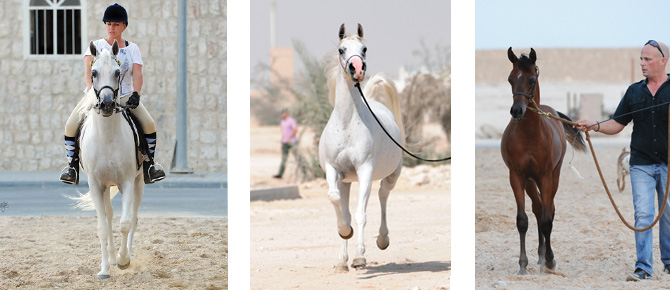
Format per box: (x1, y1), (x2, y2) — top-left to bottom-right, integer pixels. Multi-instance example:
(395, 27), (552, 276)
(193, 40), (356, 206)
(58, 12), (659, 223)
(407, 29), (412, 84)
(0, 216), (227, 289)
(250, 125), (450, 290)
(476, 144), (670, 289)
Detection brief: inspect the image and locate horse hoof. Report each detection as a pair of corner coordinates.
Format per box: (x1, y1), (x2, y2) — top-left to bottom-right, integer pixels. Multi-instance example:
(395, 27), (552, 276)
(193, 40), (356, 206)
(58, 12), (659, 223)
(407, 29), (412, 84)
(517, 269), (527, 275)
(545, 259), (556, 270)
(98, 274), (110, 280)
(335, 264), (349, 273)
(118, 261), (130, 270)
(339, 226), (354, 240)
(352, 257), (366, 269)
(376, 236), (389, 250)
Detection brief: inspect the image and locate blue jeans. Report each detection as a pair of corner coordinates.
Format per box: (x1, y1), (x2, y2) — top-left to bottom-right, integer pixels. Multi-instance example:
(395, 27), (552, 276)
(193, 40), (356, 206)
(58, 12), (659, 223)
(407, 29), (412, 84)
(630, 164), (670, 274)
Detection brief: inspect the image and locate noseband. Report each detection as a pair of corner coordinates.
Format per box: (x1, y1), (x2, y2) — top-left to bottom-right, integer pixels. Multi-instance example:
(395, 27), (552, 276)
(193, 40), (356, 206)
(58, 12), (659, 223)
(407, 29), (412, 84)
(340, 54), (365, 82)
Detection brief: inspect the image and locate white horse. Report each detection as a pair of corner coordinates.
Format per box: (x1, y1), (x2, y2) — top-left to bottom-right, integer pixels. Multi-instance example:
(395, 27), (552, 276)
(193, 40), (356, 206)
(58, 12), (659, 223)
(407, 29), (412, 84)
(319, 23), (405, 272)
(71, 40), (144, 279)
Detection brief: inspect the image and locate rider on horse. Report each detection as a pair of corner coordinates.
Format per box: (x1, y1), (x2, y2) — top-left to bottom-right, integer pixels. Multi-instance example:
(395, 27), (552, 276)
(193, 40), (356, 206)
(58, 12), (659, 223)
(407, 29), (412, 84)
(61, 3), (165, 185)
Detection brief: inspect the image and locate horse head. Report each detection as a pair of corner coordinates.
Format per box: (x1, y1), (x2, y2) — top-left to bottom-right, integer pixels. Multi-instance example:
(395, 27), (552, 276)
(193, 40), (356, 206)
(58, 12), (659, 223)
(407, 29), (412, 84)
(507, 47), (539, 121)
(90, 40), (121, 117)
(338, 23), (367, 83)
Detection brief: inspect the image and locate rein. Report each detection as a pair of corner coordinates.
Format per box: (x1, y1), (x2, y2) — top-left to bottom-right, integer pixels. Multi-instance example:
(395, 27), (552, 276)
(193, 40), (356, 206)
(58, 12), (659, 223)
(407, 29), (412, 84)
(527, 98), (670, 232)
(354, 82), (451, 162)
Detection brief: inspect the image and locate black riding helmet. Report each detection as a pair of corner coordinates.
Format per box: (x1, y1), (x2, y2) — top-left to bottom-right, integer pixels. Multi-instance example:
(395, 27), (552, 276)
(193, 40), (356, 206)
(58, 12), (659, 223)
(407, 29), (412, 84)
(102, 3), (128, 26)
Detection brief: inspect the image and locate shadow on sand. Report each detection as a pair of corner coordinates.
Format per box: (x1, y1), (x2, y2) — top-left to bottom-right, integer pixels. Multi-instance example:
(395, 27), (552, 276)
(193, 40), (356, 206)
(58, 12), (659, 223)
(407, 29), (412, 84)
(358, 260), (450, 279)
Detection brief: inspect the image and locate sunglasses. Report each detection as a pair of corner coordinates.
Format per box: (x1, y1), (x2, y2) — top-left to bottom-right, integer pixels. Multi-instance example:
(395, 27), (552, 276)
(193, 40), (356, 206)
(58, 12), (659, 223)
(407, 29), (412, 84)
(646, 40), (665, 58)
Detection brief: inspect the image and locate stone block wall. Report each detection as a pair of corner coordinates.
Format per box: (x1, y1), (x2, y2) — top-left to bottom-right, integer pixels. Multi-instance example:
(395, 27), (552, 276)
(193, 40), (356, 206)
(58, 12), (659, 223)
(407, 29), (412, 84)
(0, 0), (226, 172)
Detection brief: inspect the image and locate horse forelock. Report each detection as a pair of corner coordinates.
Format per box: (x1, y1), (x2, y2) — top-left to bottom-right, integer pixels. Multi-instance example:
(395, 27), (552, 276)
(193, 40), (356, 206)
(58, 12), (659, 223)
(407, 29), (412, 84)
(517, 53), (535, 73)
(339, 35), (363, 45)
(95, 49), (117, 68)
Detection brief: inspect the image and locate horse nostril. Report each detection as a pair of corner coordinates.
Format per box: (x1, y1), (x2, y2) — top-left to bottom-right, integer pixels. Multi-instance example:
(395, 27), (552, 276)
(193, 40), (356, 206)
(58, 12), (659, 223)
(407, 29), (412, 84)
(348, 63), (356, 75)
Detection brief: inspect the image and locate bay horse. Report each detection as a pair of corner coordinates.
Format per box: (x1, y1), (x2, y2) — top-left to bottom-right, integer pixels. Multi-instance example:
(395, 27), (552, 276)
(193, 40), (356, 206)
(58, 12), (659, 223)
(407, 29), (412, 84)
(70, 40), (145, 279)
(501, 47), (586, 274)
(319, 23), (405, 272)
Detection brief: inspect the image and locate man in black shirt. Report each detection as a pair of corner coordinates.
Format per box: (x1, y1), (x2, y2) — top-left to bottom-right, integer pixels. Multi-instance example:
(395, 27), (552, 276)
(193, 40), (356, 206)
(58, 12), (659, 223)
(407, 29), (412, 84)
(575, 40), (670, 281)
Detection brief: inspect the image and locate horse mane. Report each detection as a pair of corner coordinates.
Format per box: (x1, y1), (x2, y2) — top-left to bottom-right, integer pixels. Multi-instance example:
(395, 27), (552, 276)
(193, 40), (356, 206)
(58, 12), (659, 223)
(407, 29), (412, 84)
(325, 56), (339, 106)
(363, 74), (405, 146)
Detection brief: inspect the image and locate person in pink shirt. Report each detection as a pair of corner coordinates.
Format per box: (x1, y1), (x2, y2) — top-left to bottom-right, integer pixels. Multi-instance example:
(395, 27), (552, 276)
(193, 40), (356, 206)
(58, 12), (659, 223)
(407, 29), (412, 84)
(274, 109), (298, 178)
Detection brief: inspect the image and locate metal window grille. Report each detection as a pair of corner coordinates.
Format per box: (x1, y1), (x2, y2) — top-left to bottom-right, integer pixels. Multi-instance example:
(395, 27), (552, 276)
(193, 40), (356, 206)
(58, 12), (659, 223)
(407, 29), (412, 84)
(27, 0), (84, 57)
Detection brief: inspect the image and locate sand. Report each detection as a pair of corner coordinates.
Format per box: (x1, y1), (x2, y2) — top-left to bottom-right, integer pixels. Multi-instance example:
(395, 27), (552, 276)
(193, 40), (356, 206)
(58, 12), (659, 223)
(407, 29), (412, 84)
(250, 124), (451, 289)
(0, 216), (227, 289)
(475, 146), (670, 289)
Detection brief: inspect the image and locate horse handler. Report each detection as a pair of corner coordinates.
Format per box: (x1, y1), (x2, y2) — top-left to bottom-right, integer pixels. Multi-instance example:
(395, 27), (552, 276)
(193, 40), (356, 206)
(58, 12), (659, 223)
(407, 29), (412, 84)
(575, 40), (670, 281)
(60, 3), (165, 185)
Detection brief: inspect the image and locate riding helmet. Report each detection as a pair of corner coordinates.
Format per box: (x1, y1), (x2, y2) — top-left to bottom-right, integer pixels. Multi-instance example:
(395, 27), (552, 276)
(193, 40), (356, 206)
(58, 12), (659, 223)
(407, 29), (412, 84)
(102, 3), (128, 26)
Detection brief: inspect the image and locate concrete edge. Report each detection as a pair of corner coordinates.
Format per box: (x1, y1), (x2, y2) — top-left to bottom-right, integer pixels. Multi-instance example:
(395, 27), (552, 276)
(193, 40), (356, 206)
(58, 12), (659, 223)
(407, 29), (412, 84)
(250, 185), (301, 202)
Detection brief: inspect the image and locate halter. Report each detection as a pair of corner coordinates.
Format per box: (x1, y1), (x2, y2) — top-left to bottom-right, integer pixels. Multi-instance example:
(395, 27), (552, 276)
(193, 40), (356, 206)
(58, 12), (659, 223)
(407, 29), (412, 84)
(512, 66), (539, 100)
(340, 54), (365, 82)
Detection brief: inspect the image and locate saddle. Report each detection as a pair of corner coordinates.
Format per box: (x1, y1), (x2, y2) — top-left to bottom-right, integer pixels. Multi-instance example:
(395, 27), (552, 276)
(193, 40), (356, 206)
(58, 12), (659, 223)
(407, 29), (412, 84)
(77, 108), (149, 171)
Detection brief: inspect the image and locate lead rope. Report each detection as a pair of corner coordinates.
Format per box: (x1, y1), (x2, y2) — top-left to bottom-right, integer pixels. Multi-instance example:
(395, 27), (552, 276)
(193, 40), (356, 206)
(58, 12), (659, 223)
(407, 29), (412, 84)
(527, 98), (670, 232)
(354, 82), (451, 162)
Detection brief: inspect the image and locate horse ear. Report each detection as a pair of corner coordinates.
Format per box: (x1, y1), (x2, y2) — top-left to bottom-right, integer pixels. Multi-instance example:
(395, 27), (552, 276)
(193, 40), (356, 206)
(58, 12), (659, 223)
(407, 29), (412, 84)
(357, 23), (364, 38)
(507, 47), (518, 63)
(339, 23), (346, 40)
(112, 40), (119, 56)
(529, 48), (537, 63)
(89, 41), (97, 57)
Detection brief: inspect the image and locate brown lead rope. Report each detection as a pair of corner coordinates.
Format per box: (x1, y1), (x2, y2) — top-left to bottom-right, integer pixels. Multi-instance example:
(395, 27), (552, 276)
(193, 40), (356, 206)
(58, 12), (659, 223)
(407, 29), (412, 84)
(528, 98), (670, 232)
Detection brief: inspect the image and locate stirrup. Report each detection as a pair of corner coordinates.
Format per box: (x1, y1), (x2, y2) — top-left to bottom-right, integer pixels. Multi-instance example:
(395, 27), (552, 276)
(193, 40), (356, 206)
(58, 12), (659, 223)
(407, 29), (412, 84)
(59, 165), (79, 185)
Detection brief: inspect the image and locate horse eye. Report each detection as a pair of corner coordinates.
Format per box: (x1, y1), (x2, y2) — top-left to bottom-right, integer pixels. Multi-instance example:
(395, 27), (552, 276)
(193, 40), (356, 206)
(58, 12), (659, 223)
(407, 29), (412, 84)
(529, 76), (537, 84)
(115, 70), (120, 77)
(92, 71), (97, 78)
(338, 48), (345, 55)
(362, 47), (367, 54)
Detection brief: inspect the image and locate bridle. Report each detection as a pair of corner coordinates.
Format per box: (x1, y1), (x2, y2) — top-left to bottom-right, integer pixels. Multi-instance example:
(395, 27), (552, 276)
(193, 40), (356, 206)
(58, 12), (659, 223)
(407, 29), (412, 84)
(512, 66), (539, 100)
(91, 57), (124, 114)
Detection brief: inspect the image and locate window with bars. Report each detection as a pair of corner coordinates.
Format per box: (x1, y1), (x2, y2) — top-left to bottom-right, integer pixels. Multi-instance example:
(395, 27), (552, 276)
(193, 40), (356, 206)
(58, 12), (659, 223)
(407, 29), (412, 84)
(24, 0), (87, 58)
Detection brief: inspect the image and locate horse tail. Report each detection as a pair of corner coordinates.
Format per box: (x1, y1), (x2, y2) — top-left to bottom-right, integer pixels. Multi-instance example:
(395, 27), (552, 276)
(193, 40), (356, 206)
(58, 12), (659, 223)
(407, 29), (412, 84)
(66, 186), (119, 211)
(363, 73), (405, 146)
(557, 111), (587, 152)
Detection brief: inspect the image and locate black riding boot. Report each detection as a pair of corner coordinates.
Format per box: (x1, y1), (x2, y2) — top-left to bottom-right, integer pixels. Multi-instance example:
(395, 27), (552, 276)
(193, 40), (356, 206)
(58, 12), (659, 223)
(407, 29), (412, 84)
(143, 132), (166, 184)
(60, 135), (80, 185)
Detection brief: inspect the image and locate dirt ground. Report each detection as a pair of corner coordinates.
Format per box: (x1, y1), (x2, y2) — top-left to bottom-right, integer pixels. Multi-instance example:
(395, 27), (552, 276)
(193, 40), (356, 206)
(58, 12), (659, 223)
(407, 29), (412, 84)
(476, 145), (670, 289)
(250, 124), (450, 290)
(0, 216), (227, 289)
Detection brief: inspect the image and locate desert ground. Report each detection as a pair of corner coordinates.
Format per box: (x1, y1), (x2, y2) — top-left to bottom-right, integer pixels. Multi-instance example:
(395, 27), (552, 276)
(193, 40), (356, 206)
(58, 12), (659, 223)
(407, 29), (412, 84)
(473, 72), (670, 288)
(0, 216), (227, 289)
(250, 124), (450, 290)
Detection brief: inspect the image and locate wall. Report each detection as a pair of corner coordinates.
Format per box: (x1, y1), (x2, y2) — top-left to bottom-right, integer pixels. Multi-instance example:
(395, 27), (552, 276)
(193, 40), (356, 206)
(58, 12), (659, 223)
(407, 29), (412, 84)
(0, 0), (227, 172)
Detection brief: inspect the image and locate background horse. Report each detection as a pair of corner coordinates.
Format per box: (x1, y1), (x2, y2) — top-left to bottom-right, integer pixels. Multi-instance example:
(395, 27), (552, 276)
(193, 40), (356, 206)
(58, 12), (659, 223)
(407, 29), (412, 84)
(501, 47), (586, 274)
(319, 23), (405, 272)
(71, 40), (144, 279)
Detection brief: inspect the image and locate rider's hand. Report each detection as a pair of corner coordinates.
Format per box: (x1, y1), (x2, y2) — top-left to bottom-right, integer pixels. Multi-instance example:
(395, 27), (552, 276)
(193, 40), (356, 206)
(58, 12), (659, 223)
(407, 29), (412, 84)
(127, 92), (140, 109)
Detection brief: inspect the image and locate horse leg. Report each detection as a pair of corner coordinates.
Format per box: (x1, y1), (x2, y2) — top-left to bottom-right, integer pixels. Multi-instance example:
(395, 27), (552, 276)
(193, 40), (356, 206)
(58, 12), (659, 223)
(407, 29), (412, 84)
(525, 180), (545, 265)
(325, 163), (351, 272)
(352, 165), (374, 269)
(510, 172), (529, 275)
(117, 181), (136, 269)
(103, 187), (117, 266)
(90, 184), (112, 279)
(539, 173), (558, 271)
(377, 165), (401, 250)
(124, 175), (144, 268)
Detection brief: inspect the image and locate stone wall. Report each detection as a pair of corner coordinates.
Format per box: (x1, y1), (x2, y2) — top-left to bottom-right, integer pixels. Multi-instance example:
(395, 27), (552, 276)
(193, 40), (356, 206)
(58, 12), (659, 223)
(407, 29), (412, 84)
(0, 0), (227, 172)
(476, 47), (645, 84)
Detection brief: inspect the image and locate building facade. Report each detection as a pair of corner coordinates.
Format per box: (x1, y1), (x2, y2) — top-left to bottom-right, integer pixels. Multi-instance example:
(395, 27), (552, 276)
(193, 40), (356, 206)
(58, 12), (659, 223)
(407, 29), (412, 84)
(0, 0), (227, 172)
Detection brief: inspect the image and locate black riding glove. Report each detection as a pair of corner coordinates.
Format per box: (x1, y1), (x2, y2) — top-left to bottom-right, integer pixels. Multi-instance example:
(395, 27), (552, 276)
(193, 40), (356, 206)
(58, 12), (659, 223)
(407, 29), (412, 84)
(127, 91), (140, 109)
